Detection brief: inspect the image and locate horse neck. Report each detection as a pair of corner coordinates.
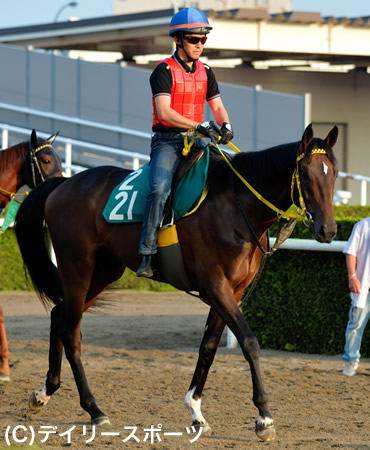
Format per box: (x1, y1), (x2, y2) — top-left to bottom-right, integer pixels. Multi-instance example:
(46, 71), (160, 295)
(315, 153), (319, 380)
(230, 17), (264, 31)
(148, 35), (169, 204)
(233, 143), (298, 222)
(0, 143), (28, 201)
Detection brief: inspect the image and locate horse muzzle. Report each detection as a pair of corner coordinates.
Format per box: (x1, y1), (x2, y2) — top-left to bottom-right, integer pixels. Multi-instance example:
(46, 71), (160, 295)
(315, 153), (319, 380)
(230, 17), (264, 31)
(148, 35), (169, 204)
(314, 222), (337, 243)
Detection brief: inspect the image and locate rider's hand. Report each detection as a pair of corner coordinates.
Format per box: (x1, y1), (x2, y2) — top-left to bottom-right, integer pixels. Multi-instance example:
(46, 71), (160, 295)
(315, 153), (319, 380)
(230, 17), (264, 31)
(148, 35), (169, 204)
(219, 122), (234, 145)
(196, 121), (221, 145)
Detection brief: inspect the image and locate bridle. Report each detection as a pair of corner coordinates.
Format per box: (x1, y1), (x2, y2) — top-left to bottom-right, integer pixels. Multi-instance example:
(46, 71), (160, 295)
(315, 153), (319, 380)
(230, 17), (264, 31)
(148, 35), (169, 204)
(0, 140), (55, 202)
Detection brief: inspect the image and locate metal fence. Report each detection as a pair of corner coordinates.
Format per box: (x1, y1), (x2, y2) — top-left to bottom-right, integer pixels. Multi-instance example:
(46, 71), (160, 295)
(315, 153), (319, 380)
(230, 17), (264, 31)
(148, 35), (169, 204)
(1, 120), (368, 205)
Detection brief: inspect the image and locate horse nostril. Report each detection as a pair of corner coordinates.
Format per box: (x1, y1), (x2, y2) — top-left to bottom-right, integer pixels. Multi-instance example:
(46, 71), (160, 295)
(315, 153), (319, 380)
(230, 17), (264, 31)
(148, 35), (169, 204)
(318, 223), (337, 243)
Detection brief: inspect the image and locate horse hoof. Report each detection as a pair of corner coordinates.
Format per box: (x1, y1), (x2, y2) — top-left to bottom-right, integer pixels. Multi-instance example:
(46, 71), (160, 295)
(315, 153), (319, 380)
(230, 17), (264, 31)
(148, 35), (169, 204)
(255, 417), (276, 442)
(0, 373), (10, 383)
(192, 421), (212, 436)
(91, 415), (111, 427)
(29, 392), (50, 411)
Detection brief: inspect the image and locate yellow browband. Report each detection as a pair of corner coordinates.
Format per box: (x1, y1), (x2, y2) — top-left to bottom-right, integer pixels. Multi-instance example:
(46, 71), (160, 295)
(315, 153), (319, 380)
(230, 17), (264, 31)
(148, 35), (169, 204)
(34, 143), (53, 153)
(297, 148), (327, 161)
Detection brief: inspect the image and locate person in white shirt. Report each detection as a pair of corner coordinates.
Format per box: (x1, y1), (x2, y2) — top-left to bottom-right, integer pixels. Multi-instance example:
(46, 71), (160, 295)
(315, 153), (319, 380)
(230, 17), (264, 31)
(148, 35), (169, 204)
(342, 217), (370, 376)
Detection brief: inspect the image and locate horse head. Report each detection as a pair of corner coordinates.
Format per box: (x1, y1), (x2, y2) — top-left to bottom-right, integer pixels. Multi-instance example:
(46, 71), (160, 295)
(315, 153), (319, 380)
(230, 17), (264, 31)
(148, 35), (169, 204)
(28, 129), (63, 186)
(296, 124), (338, 243)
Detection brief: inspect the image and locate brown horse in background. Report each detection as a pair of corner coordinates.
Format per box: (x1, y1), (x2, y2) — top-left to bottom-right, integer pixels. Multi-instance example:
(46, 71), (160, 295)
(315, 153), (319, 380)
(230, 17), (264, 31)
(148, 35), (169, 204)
(14, 124), (338, 441)
(0, 128), (62, 382)
(0, 129), (63, 208)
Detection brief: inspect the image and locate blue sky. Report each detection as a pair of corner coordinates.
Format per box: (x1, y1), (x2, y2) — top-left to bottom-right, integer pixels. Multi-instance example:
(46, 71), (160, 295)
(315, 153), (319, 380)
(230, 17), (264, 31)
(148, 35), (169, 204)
(0, 1), (368, 29)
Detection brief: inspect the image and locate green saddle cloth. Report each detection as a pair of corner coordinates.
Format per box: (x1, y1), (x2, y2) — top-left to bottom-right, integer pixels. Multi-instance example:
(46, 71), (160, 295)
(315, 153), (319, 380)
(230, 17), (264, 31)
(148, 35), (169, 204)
(103, 148), (209, 223)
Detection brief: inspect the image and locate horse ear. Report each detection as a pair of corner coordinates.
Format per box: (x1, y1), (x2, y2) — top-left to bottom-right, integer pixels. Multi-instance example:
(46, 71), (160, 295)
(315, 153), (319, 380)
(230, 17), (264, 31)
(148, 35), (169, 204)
(325, 126), (338, 148)
(30, 129), (38, 149)
(301, 123), (314, 150)
(46, 131), (59, 145)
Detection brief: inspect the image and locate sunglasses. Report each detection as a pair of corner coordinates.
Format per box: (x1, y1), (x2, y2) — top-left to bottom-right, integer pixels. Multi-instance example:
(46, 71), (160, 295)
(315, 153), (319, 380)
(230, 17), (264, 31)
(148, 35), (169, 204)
(183, 35), (207, 45)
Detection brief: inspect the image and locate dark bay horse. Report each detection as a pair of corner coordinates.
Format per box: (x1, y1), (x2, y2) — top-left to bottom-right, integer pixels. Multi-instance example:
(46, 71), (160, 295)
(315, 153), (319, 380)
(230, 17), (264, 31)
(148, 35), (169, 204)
(0, 128), (63, 208)
(14, 124), (338, 441)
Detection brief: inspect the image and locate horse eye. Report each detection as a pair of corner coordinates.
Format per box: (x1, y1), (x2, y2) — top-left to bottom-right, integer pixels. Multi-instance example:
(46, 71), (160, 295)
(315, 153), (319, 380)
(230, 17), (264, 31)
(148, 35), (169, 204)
(301, 171), (310, 182)
(40, 158), (51, 164)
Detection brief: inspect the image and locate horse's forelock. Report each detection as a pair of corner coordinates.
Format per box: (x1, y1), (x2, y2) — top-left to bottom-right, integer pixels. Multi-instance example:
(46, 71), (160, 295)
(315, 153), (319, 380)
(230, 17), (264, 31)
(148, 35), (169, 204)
(306, 137), (338, 167)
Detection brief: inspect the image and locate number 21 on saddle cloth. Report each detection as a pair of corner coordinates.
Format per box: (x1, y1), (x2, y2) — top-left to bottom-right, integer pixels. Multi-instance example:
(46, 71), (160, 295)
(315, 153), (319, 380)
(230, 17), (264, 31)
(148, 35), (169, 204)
(102, 146), (211, 292)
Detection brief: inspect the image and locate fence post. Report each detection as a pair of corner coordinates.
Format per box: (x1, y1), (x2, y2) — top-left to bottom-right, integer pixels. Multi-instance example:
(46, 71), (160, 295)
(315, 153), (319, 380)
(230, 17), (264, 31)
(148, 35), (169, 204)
(304, 92), (312, 128)
(361, 180), (367, 206)
(253, 85), (262, 151)
(65, 140), (72, 177)
(226, 328), (238, 349)
(1, 126), (8, 149)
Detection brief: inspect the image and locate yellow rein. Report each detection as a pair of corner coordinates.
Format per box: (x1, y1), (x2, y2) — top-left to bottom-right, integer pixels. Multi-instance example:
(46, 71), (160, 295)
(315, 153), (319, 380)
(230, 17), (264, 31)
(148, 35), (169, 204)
(183, 132), (327, 221)
(0, 143), (53, 200)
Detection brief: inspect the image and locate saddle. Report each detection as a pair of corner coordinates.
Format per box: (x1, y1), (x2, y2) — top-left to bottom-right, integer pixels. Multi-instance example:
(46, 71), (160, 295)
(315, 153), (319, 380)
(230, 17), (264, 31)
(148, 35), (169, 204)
(161, 145), (205, 226)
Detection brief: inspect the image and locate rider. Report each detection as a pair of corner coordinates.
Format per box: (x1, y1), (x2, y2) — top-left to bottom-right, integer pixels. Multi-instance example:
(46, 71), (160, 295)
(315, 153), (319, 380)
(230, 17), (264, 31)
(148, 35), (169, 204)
(136, 7), (234, 278)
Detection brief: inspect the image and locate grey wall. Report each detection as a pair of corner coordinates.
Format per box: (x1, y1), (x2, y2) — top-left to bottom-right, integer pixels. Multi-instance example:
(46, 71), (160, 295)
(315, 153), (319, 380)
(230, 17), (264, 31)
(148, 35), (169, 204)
(0, 44), (306, 157)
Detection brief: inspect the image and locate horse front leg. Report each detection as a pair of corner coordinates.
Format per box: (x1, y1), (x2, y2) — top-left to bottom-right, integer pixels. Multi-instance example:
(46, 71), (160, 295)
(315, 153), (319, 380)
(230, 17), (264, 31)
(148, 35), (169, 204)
(209, 285), (275, 442)
(29, 303), (64, 410)
(185, 307), (225, 434)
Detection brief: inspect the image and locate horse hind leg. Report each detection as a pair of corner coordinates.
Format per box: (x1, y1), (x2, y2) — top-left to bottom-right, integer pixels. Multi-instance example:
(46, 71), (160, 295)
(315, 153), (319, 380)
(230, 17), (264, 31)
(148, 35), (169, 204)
(184, 308), (225, 435)
(62, 301), (110, 426)
(29, 303), (64, 411)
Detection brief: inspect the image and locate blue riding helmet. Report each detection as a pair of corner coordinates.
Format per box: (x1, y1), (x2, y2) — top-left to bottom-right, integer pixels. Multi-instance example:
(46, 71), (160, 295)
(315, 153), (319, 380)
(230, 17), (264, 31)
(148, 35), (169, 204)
(169, 8), (212, 36)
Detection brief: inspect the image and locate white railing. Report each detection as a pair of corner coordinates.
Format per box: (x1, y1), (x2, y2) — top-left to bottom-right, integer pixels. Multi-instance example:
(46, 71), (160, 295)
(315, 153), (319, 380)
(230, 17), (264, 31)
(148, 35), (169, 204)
(338, 171), (369, 206)
(0, 101), (369, 203)
(0, 123), (150, 176)
(0, 101), (151, 142)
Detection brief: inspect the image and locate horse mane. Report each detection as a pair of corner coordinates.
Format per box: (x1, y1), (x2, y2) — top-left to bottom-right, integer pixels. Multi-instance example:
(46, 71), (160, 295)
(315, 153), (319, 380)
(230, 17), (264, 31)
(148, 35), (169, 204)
(0, 142), (27, 172)
(207, 142), (298, 196)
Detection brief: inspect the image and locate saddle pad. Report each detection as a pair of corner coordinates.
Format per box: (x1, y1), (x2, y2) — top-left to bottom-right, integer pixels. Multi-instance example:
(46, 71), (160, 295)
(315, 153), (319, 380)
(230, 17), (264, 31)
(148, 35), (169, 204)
(103, 149), (209, 224)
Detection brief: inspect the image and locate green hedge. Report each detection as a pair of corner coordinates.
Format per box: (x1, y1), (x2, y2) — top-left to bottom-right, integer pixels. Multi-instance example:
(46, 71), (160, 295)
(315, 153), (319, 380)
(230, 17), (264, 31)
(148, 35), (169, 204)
(243, 205), (370, 356)
(0, 229), (176, 292)
(1, 205), (369, 356)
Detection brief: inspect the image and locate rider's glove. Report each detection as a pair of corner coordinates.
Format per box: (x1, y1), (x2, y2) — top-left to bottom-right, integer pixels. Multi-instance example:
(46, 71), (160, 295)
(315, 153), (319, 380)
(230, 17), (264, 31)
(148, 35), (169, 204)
(219, 122), (234, 145)
(196, 121), (221, 145)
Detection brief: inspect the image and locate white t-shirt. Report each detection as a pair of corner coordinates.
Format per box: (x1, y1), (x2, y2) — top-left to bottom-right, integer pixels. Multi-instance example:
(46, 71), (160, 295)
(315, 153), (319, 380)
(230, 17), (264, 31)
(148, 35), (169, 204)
(342, 217), (370, 308)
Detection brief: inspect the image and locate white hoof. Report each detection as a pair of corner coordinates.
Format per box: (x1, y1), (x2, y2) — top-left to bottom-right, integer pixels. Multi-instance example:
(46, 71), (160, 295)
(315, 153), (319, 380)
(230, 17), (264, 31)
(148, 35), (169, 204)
(0, 372), (10, 383)
(91, 415), (111, 427)
(29, 391), (50, 411)
(192, 421), (212, 436)
(255, 416), (275, 442)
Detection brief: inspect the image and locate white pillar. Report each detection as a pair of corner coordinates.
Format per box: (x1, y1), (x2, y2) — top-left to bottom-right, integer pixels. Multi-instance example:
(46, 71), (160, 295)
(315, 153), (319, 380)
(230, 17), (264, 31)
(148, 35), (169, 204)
(226, 328), (238, 349)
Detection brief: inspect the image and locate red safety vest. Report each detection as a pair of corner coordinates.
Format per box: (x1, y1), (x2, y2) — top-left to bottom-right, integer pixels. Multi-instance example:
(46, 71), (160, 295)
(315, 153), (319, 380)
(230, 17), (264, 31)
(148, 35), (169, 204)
(152, 57), (208, 128)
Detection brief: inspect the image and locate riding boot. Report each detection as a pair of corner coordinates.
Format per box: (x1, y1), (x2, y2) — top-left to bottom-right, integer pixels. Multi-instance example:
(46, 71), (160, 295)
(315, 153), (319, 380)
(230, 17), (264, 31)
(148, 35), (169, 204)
(0, 307), (10, 383)
(136, 255), (157, 278)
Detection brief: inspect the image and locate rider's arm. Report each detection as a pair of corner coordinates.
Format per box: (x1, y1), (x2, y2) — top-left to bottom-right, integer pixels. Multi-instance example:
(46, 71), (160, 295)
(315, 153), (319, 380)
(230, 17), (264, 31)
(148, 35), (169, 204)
(205, 67), (230, 127)
(154, 95), (198, 130)
(208, 96), (230, 127)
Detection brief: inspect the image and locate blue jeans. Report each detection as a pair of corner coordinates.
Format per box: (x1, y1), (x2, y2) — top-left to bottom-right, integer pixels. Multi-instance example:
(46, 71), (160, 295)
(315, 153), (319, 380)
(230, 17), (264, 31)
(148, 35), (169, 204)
(343, 291), (370, 362)
(138, 133), (186, 255)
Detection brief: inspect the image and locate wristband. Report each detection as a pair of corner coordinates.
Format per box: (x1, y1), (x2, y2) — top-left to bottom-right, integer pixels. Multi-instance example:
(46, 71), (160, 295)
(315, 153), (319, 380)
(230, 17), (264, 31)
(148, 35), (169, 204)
(348, 273), (356, 280)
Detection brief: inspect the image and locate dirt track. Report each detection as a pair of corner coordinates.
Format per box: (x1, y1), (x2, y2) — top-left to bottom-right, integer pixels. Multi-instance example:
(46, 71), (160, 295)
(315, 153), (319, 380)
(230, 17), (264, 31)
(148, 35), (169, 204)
(0, 290), (369, 449)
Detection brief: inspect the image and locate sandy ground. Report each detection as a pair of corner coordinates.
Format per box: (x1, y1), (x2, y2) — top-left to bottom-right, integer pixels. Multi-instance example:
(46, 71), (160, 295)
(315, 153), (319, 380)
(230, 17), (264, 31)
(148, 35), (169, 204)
(0, 290), (369, 449)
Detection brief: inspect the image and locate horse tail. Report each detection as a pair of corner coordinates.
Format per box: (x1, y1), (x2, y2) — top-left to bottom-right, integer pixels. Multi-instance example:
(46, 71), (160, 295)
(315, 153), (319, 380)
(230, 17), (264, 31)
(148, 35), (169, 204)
(14, 177), (67, 309)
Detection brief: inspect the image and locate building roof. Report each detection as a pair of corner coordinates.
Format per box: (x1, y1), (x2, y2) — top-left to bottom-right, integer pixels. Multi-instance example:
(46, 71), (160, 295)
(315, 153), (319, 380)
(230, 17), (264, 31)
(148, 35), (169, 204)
(1, 8), (370, 70)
